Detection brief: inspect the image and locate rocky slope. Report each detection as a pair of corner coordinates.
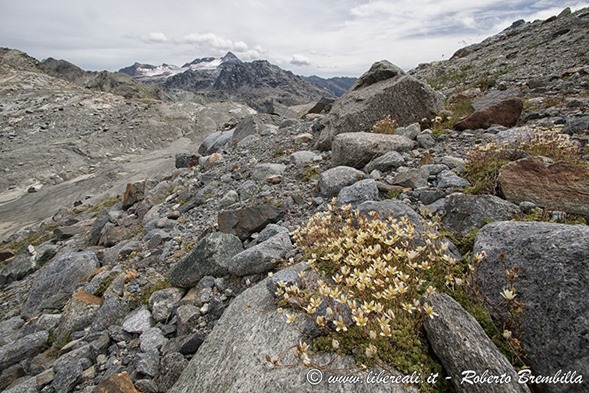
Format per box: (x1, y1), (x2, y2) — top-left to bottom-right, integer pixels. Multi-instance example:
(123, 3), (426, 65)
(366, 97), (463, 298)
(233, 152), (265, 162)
(410, 6), (589, 132)
(0, 6), (588, 393)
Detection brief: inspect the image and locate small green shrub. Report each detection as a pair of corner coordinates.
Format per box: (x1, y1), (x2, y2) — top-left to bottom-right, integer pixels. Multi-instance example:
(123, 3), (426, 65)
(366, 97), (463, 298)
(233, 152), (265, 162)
(303, 166), (320, 181)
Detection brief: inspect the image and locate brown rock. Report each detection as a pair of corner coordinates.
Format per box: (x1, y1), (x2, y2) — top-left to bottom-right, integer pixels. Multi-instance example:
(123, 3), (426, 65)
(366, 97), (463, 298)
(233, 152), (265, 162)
(122, 180), (145, 210)
(454, 97), (523, 131)
(57, 289), (102, 341)
(218, 205), (283, 240)
(93, 372), (140, 393)
(498, 157), (589, 216)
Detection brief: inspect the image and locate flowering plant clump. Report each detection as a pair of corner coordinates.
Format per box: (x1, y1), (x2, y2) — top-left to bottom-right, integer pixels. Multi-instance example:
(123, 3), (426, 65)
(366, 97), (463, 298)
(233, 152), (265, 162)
(371, 114), (397, 134)
(277, 202), (472, 391)
(463, 126), (583, 195)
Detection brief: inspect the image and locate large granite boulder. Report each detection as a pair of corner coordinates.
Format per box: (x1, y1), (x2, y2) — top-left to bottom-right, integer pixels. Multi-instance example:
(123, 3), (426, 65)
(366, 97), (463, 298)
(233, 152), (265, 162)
(316, 60), (444, 150)
(473, 221), (589, 393)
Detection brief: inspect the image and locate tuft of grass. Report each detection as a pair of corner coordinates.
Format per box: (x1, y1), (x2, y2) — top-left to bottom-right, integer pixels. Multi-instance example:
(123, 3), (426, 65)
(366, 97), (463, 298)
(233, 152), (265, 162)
(88, 195), (121, 214)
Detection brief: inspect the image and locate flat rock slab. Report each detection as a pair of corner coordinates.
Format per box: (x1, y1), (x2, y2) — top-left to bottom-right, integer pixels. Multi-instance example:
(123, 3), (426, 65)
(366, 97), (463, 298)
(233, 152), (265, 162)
(497, 157), (589, 216)
(169, 265), (417, 393)
(424, 293), (530, 393)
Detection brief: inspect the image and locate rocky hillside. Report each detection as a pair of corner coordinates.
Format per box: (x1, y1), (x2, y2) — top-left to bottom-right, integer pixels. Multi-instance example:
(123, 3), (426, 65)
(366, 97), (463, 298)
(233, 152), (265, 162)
(410, 6), (589, 133)
(0, 6), (588, 393)
(0, 48), (165, 101)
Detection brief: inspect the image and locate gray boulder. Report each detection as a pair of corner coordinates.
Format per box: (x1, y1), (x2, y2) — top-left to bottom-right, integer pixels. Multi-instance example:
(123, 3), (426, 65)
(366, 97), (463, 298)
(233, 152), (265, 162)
(175, 305), (200, 337)
(140, 327), (168, 353)
(3, 377), (37, 393)
(290, 150), (320, 166)
(148, 287), (184, 323)
(218, 205), (283, 240)
(135, 351), (160, 377)
(89, 274), (130, 332)
(336, 179), (379, 207)
(474, 222), (589, 393)
(168, 265), (416, 393)
(168, 232), (244, 288)
(56, 289), (102, 341)
(0, 317), (25, 347)
(252, 163), (286, 182)
(255, 224), (290, 245)
(395, 123), (421, 140)
(0, 330), (48, 370)
(392, 168), (429, 189)
(22, 251), (100, 319)
(175, 153), (200, 169)
(318, 166), (366, 198)
(424, 293), (530, 393)
(122, 307), (152, 334)
(0, 251), (36, 286)
(442, 193), (520, 236)
(316, 60), (444, 150)
(229, 233), (292, 276)
(416, 130), (436, 148)
(156, 352), (189, 392)
(198, 130), (234, 155)
(230, 115), (265, 144)
(332, 132), (415, 169)
(437, 170), (470, 189)
(364, 151), (405, 173)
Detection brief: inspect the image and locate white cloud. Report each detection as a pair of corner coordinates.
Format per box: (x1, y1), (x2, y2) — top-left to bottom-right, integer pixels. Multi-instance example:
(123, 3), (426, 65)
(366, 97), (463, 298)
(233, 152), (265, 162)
(142, 32), (168, 43)
(290, 54), (312, 66)
(181, 32), (249, 52)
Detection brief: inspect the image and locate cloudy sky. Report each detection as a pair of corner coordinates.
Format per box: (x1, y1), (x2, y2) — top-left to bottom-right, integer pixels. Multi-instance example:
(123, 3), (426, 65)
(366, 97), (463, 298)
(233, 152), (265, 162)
(0, 1), (587, 77)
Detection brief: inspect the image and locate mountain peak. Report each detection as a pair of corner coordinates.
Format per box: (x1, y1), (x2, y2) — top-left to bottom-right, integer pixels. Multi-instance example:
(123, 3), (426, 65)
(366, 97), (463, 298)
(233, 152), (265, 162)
(221, 51), (242, 64)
